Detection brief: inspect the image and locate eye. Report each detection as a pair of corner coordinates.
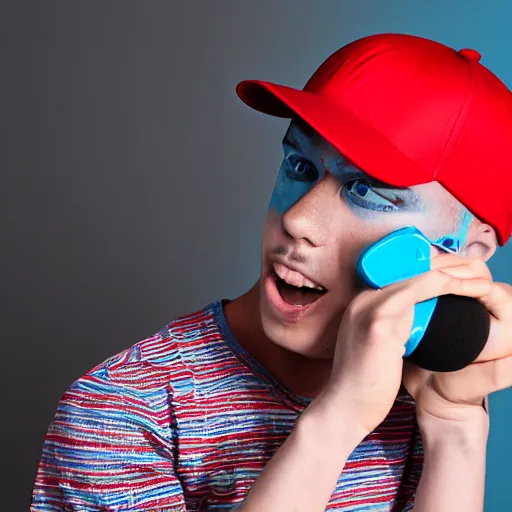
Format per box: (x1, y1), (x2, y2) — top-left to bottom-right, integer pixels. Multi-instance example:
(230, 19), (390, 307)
(344, 179), (398, 212)
(350, 180), (371, 198)
(285, 155), (319, 182)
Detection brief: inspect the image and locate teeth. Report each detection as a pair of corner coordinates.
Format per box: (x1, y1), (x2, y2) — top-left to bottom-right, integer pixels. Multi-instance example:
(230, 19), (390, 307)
(273, 262), (325, 291)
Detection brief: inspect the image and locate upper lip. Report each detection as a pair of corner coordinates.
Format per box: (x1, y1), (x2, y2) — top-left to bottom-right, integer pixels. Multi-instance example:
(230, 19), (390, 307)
(270, 259), (327, 291)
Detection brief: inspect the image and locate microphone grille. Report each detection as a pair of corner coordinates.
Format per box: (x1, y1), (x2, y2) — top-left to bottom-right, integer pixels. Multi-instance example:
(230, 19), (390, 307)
(406, 295), (490, 372)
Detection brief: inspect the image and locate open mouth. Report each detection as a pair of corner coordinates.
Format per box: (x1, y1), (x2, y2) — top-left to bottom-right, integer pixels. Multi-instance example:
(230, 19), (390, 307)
(271, 263), (327, 307)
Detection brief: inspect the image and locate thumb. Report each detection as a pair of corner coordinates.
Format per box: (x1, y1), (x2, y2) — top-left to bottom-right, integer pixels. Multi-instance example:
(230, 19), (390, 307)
(402, 361), (431, 399)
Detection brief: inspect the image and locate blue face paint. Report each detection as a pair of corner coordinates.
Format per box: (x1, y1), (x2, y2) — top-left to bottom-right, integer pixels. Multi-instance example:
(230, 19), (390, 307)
(432, 208), (473, 254)
(456, 208), (474, 249)
(269, 122), (470, 252)
(269, 153), (320, 215)
(340, 172), (423, 216)
(432, 235), (460, 253)
(269, 139), (423, 218)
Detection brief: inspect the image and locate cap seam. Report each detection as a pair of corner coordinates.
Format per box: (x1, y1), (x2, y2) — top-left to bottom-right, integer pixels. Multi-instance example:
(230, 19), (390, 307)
(432, 58), (475, 178)
(315, 96), (434, 181)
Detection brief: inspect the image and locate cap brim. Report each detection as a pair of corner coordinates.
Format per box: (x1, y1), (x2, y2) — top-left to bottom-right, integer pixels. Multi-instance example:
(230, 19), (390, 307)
(236, 80), (432, 188)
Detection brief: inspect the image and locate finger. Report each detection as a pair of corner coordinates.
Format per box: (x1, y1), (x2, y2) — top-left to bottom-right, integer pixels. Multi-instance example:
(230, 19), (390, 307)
(473, 316), (512, 362)
(476, 282), (512, 320)
(438, 354), (512, 401)
(431, 253), (492, 280)
(381, 271), (492, 312)
(437, 263), (492, 281)
(430, 251), (469, 269)
(470, 283), (512, 363)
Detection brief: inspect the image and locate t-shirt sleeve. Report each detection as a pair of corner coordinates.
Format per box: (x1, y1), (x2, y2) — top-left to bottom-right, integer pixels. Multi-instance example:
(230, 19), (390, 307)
(31, 344), (187, 511)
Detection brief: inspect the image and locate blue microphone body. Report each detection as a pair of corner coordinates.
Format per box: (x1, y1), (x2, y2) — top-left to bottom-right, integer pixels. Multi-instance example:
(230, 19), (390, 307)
(357, 226), (437, 357)
(357, 226), (490, 371)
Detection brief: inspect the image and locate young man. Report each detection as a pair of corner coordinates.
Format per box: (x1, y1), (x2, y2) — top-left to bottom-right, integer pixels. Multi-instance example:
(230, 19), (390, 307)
(32, 33), (512, 511)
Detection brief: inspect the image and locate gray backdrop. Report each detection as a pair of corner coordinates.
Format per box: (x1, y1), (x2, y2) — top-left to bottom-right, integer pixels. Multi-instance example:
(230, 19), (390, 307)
(3, 2), (512, 510)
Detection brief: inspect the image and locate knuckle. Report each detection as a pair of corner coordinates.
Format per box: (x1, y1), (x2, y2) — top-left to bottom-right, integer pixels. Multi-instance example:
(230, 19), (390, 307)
(430, 269), (453, 291)
(363, 299), (404, 334)
(380, 295), (405, 316)
(497, 283), (512, 310)
(469, 258), (491, 279)
(358, 305), (380, 326)
(472, 278), (491, 292)
(365, 316), (388, 341)
(346, 293), (366, 316)
(374, 292), (403, 318)
(498, 282), (512, 294)
(348, 289), (383, 315)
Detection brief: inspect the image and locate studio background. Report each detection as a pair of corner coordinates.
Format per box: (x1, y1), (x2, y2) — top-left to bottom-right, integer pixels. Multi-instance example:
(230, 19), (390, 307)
(3, 2), (512, 510)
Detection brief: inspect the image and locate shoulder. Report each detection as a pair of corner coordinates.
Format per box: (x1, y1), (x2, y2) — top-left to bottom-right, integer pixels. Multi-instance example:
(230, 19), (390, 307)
(60, 301), (222, 415)
(31, 304), (221, 510)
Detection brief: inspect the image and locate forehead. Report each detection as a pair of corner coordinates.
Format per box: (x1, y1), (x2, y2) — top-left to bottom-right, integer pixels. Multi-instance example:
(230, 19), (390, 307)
(285, 120), (331, 151)
(285, 120), (367, 174)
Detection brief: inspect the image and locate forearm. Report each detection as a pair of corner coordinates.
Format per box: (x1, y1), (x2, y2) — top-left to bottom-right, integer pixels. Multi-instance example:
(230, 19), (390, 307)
(239, 398), (367, 512)
(413, 411), (489, 512)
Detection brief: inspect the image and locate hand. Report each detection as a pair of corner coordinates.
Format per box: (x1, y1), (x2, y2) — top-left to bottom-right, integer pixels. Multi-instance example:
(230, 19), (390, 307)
(318, 260), (492, 436)
(402, 253), (512, 426)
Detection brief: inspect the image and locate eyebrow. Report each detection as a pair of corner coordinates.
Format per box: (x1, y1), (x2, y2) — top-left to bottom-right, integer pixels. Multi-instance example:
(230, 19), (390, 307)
(347, 168), (402, 189)
(282, 131), (302, 152)
(369, 175), (416, 194)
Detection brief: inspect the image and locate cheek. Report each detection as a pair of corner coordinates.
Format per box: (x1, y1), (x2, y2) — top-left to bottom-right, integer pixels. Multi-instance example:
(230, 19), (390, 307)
(400, 213), (445, 238)
(374, 210), (467, 253)
(346, 210), (423, 238)
(398, 209), (460, 245)
(353, 207), (448, 242)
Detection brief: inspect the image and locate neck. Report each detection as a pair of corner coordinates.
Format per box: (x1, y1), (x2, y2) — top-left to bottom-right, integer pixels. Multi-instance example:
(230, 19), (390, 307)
(223, 281), (333, 398)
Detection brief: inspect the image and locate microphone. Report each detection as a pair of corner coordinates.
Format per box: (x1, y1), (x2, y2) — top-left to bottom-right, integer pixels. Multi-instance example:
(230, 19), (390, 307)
(357, 227), (490, 372)
(405, 294), (490, 372)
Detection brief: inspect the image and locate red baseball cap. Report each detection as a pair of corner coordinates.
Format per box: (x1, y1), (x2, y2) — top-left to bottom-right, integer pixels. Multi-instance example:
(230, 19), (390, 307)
(236, 33), (512, 246)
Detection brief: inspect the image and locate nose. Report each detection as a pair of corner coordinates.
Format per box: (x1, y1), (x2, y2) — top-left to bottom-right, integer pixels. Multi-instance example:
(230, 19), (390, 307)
(282, 174), (343, 246)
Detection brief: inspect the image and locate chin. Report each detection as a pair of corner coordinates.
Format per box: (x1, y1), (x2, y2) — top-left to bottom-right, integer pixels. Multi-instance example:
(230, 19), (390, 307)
(262, 315), (338, 359)
(259, 279), (340, 360)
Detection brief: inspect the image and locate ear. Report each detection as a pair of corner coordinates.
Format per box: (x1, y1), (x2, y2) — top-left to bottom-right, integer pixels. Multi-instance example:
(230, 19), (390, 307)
(463, 222), (498, 261)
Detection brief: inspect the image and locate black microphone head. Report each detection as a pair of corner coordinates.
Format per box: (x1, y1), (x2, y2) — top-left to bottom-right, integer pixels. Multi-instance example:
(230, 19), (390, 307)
(406, 295), (490, 372)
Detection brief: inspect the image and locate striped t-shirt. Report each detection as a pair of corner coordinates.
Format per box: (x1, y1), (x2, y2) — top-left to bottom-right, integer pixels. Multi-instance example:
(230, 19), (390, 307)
(32, 300), (423, 511)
